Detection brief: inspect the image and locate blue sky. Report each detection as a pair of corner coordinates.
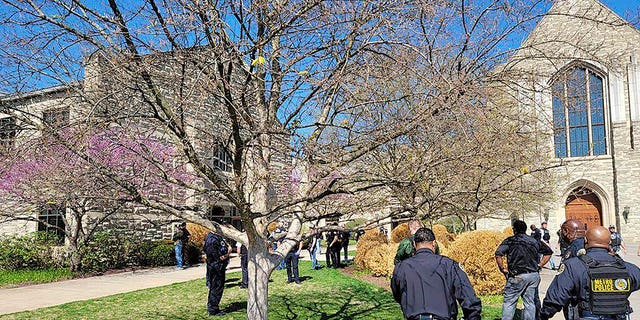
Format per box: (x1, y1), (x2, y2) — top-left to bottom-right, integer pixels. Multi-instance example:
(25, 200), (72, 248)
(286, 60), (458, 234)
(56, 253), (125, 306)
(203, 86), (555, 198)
(601, 0), (640, 20)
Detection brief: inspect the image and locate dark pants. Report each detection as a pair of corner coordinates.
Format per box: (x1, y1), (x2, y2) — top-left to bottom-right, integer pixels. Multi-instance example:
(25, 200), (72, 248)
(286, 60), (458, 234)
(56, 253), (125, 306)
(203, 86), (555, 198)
(285, 252), (300, 282)
(240, 253), (248, 287)
(325, 245), (331, 267)
(342, 242), (348, 260)
(206, 262), (226, 314)
(329, 245), (341, 267)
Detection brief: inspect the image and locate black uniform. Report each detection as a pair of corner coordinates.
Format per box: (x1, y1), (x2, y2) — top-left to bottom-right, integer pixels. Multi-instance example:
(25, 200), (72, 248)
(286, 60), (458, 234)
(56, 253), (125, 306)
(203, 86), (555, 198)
(341, 231), (350, 261)
(391, 248), (482, 320)
(326, 231), (341, 268)
(541, 247), (640, 320)
(204, 233), (229, 316)
(563, 237), (586, 262)
(531, 228), (542, 241)
(239, 244), (248, 288)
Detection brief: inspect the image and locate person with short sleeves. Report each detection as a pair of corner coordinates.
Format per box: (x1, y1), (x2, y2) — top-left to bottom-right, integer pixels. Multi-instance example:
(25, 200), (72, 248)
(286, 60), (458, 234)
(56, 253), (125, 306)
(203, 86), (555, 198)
(495, 219), (553, 320)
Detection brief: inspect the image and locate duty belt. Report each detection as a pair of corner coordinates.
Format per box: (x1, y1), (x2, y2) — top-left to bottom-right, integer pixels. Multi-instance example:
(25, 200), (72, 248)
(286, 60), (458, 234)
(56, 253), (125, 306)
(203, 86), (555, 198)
(410, 314), (449, 320)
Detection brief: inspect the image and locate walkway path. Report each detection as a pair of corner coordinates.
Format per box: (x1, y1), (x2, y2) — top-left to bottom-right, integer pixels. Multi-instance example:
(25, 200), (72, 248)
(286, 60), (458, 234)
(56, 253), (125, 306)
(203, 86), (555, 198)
(0, 245), (639, 317)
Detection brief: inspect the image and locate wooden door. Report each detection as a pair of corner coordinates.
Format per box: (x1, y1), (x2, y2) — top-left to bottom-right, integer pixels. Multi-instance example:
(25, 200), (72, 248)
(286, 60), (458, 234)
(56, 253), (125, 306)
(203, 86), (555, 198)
(565, 188), (602, 229)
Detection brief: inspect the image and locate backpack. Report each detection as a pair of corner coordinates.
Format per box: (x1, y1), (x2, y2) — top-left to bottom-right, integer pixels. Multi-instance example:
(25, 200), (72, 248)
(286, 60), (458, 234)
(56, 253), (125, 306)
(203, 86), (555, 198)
(203, 232), (228, 262)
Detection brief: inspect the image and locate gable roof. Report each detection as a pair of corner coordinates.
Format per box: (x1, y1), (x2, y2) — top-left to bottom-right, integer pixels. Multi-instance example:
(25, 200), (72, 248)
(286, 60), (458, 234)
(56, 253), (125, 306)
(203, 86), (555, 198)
(507, 0), (640, 76)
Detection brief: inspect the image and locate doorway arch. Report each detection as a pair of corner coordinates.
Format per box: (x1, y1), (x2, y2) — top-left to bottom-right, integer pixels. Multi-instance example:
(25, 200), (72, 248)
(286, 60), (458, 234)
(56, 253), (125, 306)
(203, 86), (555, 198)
(565, 187), (602, 229)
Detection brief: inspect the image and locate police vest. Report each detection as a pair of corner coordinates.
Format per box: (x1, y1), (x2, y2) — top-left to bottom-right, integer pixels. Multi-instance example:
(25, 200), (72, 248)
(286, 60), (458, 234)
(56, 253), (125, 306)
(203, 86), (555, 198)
(610, 233), (622, 247)
(579, 254), (631, 315)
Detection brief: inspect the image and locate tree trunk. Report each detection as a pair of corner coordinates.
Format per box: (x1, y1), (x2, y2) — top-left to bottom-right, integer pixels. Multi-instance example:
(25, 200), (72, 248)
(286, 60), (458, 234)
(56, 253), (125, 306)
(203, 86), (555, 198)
(67, 241), (82, 272)
(246, 246), (276, 320)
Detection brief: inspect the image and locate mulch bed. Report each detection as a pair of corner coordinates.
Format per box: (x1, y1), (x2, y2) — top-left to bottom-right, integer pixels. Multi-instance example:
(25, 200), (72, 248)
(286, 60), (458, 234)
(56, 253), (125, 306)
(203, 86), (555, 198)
(340, 265), (391, 291)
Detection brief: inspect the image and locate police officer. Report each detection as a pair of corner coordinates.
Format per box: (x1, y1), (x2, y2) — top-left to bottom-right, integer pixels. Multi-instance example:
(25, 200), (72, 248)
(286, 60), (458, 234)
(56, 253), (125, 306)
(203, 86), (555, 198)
(561, 219), (586, 262)
(541, 226), (640, 320)
(391, 227), (481, 320)
(238, 242), (248, 289)
(204, 232), (230, 316)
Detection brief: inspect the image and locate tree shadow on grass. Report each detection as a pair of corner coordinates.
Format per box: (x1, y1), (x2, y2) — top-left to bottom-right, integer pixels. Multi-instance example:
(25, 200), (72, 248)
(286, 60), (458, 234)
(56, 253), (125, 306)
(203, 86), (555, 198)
(270, 285), (397, 320)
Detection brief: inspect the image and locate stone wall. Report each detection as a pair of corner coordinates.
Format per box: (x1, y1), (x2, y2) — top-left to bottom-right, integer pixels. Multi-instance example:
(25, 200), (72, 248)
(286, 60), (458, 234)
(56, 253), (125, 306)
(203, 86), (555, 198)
(479, 0), (640, 242)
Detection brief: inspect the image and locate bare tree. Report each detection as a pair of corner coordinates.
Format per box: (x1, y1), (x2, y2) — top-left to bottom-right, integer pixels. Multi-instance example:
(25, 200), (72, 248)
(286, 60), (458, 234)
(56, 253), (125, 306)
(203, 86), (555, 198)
(1, 0), (625, 318)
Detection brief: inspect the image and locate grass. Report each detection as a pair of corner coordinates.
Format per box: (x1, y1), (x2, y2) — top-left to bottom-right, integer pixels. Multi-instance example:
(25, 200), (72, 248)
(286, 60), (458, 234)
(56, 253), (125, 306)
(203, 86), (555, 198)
(0, 269), (74, 288)
(0, 262), (505, 320)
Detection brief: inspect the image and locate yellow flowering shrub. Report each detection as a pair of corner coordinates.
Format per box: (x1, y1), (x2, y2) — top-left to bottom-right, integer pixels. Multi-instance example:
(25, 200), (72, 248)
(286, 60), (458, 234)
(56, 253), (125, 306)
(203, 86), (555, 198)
(445, 230), (506, 295)
(432, 224), (455, 249)
(186, 223), (210, 248)
(364, 243), (399, 277)
(391, 223), (410, 243)
(354, 229), (388, 269)
(503, 226), (513, 236)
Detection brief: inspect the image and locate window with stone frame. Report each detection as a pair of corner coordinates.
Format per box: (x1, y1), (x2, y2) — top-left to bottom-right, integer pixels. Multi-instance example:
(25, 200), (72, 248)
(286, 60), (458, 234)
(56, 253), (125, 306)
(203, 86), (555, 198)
(206, 205), (241, 230)
(552, 66), (607, 158)
(0, 116), (18, 151)
(42, 107), (70, 130)
(212, 143), (233, 172)
(37, 203), (66, 245)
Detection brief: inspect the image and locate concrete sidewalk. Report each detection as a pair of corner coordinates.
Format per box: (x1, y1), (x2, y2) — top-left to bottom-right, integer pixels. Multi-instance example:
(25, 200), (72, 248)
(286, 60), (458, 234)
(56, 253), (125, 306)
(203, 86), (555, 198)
(0, 255), (240, 315)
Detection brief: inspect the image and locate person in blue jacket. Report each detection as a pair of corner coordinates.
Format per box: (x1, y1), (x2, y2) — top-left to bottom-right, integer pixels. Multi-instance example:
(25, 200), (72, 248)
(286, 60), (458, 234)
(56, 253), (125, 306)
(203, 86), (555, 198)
(541, 226), (640, 320)
(391, 227), (481, 320)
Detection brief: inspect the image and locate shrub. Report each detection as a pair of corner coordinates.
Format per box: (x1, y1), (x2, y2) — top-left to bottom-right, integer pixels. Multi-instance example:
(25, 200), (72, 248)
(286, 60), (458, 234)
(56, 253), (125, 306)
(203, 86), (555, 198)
(432, 224), (455, 249)
(186, 223), (210, 248)
(183, 242), (202, 264)
(503, 226), (513, 236)
(135, 241), (175, 266)
(79, 231), (138, 273)
(390, 223), (410, 243)
(0, 232), (63, 270)
(134, 240), (202, 267)
(363, 243), (398, 277)
(354, 229), (387, 269)
(444, 230), (506, 295)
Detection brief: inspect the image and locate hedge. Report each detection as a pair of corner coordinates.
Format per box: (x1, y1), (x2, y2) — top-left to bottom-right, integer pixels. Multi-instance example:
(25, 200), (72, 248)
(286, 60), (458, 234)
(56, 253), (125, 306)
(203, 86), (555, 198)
(0, 232), (64, 270)
(390, 223), (410, 243)
(445, 230), (506, 295)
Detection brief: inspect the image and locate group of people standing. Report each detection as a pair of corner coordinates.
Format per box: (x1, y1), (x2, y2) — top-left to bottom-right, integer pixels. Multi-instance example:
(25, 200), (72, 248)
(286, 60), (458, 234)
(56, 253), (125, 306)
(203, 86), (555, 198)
(390, 218), (640, 320)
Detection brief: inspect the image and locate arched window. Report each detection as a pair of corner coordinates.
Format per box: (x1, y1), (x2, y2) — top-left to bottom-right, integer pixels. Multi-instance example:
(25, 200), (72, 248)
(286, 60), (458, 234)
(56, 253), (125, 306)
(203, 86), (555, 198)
(552, 66), (607, 158)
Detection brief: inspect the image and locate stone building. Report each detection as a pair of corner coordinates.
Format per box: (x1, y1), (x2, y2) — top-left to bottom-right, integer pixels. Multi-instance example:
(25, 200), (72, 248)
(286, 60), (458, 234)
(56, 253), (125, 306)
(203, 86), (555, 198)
(477, 0), (640, 242)
(0, 49), (291, 241)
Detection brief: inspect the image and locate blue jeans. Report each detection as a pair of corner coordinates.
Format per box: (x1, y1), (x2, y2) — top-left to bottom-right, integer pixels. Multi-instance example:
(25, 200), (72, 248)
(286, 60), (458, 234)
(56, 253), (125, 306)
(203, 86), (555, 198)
(174, 242), (183, 268)
(310, 241), (321, 269)
(502, 272), (540, 320)
(285, 252), (300, 283)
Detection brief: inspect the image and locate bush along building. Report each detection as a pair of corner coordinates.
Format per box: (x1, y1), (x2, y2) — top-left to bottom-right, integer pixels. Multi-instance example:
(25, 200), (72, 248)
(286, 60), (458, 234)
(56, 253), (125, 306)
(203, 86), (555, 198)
(476, 0), (640, 241)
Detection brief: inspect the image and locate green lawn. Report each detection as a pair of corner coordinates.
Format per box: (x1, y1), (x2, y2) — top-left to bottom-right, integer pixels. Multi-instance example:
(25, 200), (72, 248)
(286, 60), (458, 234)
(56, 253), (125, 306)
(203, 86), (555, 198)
(0, 269), (74, 288)
(0, 262), (505, 319)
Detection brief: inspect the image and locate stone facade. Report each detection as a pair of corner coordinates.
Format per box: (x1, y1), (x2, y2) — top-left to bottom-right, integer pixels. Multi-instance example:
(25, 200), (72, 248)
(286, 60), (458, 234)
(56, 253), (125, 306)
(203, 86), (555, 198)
(0, 48), (292, 240)
(478, 0), (640, 242)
